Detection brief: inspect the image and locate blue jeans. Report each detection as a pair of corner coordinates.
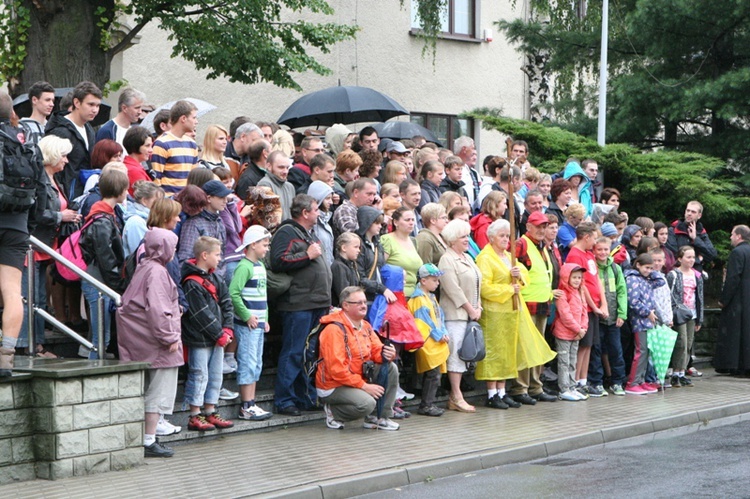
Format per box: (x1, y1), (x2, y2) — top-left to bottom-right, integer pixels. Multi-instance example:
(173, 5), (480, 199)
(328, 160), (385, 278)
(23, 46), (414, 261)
(598, 322), (626, 386)
(82, 280), (112, 359)
(235, 323), (264, 386)
(183, 345), (224, 407)
(585, 312), (604, 386)
(275, 308), (327, 410)
(223, 259), (240, 288)
(19, 261), (49, 349)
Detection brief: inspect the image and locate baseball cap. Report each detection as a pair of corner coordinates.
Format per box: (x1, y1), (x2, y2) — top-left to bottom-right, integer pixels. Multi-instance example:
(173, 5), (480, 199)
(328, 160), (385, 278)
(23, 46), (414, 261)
(386, 141), (407, 154)
(236, 225), (271, 252)
(527, 211), (550, 226)
(417, 263), (444, 279)
(202, 179), (232, 198)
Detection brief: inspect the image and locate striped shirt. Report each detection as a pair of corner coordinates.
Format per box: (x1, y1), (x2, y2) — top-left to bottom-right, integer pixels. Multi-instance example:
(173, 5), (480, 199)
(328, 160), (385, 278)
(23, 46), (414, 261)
(229, 257), (268, 328)
(150, 132), (199, 196)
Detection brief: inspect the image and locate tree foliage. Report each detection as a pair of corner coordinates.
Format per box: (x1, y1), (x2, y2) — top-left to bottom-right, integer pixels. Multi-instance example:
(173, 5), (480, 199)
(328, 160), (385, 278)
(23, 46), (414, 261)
(497, 0), (750, 170)
(466, 108), (750, 263)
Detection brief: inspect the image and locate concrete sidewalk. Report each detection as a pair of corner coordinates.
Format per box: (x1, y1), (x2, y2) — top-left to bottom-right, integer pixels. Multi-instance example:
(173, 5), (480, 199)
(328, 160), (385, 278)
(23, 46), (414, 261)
(2, 370), (750, 498)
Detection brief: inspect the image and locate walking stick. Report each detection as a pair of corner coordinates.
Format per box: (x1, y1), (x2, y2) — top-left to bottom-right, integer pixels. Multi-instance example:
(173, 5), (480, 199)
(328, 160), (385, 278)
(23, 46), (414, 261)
(505, 138), (520, 311)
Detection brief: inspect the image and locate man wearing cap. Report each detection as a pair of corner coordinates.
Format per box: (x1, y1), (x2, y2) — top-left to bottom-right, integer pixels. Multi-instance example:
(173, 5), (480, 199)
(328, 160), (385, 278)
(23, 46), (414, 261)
(307, 180), (335, 265)
(258, 151), (296, 221)
(519, 190), (545, 237)
(176, 179), (230, 275)
(331, 178), (378, 239)
(386, 141), (409, 164)
(271, 194), (332, 416)
(509, 211), (558, 404)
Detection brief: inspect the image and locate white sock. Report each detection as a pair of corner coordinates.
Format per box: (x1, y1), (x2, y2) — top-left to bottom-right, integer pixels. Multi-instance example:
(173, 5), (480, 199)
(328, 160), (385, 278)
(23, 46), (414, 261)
(577, 379), (587, 386)
(487, 388), (498, 398)
(498, 388), (506, 397)
(144, 434), (156, 446)
(678, 371), (685, 377)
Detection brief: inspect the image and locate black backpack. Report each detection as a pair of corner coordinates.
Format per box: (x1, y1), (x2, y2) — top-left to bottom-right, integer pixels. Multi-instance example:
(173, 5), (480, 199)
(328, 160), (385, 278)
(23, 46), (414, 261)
(303, 321), (346, 407)
(0, 127), (42, 213)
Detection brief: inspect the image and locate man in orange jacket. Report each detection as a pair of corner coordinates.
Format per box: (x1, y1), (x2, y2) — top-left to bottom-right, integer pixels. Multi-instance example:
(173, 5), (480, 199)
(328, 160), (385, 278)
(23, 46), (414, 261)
(316, 286), (400, 431)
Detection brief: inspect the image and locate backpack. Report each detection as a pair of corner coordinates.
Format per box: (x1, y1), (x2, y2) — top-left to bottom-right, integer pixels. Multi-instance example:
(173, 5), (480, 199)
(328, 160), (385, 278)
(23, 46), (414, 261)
(120, 241), (145, 291)
(55, 214), (106, 283)
(303, 321), (346, 407)
(0, 127), (42, 213)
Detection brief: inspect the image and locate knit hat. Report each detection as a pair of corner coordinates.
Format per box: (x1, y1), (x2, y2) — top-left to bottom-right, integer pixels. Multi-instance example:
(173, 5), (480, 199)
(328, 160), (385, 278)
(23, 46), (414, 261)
(600, 222), (618, 237)
(307, 180), (334, 206)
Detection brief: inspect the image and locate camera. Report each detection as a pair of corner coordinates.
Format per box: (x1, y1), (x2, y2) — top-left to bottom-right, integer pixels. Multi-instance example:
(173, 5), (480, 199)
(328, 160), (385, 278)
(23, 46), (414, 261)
(362, 360), (376, 383)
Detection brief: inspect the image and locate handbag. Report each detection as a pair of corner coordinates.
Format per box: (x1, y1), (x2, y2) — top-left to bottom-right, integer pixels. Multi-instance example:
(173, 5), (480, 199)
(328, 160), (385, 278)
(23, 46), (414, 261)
(459, 321), (486, 362)
(669, 271), (694, 325)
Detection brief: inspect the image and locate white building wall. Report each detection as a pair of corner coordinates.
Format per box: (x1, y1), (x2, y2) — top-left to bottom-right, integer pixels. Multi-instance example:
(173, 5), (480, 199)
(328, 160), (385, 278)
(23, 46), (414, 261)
(114, 0), (528, 157)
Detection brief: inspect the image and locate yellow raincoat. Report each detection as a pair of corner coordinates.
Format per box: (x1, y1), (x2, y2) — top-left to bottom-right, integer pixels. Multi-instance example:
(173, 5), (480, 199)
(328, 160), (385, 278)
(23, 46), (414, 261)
(408, 285), (449, 374)
(475, 245), (556, 381)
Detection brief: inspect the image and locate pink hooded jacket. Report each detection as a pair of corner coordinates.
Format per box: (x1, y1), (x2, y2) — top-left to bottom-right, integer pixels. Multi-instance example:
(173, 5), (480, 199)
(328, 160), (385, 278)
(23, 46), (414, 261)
(116, 228), (184, 368)
(553, 263), (589, 341)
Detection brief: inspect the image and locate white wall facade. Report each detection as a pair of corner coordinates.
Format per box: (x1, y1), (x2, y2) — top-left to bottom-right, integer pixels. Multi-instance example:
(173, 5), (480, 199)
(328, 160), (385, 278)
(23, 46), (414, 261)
(114, 0), (528, 157)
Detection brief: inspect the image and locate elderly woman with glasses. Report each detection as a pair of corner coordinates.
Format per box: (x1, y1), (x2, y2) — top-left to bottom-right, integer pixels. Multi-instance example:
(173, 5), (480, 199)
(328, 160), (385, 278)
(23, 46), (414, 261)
(438, 219), (483, 412)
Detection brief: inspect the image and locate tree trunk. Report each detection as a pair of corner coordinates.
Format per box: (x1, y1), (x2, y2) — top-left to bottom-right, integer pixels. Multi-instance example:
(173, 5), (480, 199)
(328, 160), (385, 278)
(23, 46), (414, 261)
(12, 0), (112, 98)
(663, 120), (678, 148)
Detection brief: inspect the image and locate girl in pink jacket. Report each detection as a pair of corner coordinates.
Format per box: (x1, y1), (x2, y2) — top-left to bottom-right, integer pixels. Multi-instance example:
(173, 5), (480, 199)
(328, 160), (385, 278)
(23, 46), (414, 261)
(553, 263), (589, 401)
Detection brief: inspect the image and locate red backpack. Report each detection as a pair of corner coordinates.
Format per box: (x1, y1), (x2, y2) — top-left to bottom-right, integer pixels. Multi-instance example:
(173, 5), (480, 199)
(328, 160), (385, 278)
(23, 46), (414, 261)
(55, 214), (105, 283)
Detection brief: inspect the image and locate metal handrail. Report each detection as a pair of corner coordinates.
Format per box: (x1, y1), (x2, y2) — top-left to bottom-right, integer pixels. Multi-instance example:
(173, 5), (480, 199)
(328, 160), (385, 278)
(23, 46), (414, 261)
(27, 235), (121, 360)
(29, 235), (121, 305)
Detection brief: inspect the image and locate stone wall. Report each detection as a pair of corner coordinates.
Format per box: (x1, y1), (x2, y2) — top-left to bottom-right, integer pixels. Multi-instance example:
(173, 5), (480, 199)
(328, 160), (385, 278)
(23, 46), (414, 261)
(0, 361), (148, 485)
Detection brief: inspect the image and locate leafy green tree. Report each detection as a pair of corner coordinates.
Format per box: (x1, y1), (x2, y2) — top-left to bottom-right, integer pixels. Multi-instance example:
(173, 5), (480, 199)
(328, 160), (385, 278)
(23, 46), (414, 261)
(1, 0), (359, 97)
(466, 108), (750, 264)
(497, 0), (750, 169)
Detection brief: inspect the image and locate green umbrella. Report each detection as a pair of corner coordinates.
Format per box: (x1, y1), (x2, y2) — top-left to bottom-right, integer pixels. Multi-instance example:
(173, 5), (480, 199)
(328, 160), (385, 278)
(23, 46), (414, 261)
(647, 325), (678, 385)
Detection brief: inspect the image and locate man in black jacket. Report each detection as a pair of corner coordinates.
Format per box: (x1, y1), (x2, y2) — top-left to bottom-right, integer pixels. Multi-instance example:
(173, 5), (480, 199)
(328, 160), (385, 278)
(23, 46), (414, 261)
(45, 81), (101, 199)
(666, 201), (717, 272)
(0, 91), (48, 376)
(270, 194), (332, 415)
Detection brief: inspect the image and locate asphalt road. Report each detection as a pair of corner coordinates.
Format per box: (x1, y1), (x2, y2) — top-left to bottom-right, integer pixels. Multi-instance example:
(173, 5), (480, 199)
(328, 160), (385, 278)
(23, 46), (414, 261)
(358, 419), (750, 498)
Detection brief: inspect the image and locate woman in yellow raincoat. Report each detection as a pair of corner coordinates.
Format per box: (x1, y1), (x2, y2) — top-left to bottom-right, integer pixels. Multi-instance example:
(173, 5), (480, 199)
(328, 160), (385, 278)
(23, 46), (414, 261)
(408, 263), (450, 417)
(475, 219), (556, 409)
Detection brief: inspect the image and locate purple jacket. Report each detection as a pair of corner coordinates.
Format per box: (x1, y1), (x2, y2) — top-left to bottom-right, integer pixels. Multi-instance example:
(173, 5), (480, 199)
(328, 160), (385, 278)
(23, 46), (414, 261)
(116, 228), (184, 368)
(220, 199), (244, 264)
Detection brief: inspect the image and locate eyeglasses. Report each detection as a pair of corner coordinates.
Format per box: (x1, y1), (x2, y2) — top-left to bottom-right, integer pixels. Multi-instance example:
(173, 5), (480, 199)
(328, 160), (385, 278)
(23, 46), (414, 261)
(345, 300), (367, 306)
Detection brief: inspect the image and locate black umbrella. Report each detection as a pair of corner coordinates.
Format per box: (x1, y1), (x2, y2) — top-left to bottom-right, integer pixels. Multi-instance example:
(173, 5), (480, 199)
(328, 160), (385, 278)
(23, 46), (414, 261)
(375, 321), (392, 419)
(12, 87), (112, 127)
(372, 121), (443, 147)
(278, 85), (408, 129)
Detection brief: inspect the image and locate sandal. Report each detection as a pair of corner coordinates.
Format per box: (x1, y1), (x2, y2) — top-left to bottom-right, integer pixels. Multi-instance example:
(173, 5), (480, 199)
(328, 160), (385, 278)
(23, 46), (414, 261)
(448, 396), (476, 413)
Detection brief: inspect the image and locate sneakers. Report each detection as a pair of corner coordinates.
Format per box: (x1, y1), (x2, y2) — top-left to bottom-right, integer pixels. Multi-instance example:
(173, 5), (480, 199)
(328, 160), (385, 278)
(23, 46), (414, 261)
(582, 385), (604, 397)
(663, 377), (672, 388)
(641, 382), (660, 394)
(501, 394), (522, 408)
(594, 385), (608, 397)
(323, 404), (344, 429)
(156, 415), (182, 436)
(609, 384), (626, 396)
(0, 347), (14, 377)
(392, 406), (411, 419)
(678, 376), (694, 387)
(575, 386), (590, 400)
(144, 440), (174, 458)
(239, 404), (273, 421)
(624, 383), (649, 395)
(559, 389), (580, 401)
(363, 415), (400, 431)
(205, 412), (234, 429)
(188, 414), (216, 431)
(219, 388), (239, 400)
(687, 367), (703, 377)
(396, 386), (415, 401)
(417, 404), (445, 417)
(222, 357), (237, 374)
(486, 394), (509, 409)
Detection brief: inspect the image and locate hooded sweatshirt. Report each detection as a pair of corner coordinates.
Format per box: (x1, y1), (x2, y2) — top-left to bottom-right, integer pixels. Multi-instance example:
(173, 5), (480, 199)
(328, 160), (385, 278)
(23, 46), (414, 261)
(355, 206), (388, 300)
(470, 212), (493, 249)
(553, 263), (589, 340)
(116, 228), (183, 368)
(325, 124), (352, 156)
(621, 224), (642, 266)
(596, 255), (628, 326)
(562, 161), (593, 218)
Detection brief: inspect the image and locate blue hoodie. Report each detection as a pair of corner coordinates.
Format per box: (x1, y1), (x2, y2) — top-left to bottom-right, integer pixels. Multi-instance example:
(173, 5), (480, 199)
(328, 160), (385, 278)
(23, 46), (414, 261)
(563, 161), (593, 218)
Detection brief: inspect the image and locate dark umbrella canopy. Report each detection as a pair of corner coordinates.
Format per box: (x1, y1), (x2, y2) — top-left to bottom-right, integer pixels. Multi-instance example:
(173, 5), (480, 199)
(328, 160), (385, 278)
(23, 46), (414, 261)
(278, 85), (408, 129)
(12, 87), (112, 127)
(372, 121), (442, 147)
(375, 321), (392, 419)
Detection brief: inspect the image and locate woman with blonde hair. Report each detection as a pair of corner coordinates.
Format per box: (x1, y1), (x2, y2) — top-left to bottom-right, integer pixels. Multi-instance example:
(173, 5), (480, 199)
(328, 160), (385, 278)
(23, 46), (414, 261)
(439, 191), (463, 213)
(271, 129), (295, 158)
(383, 160), (408, 186)
(199, 125), (230, 170)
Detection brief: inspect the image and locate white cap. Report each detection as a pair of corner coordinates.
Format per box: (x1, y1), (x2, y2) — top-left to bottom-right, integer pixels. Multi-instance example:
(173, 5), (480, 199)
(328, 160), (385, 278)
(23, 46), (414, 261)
(237, 225), (271, 252)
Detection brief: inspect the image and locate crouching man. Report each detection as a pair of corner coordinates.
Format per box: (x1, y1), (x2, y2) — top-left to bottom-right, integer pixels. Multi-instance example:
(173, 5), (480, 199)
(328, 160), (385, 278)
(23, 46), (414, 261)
(316, 286), (400, 431)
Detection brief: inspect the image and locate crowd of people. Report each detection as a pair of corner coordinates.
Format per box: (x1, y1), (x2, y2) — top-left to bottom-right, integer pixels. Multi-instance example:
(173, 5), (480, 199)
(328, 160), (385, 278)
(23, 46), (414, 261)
(1, 80), (750, 460)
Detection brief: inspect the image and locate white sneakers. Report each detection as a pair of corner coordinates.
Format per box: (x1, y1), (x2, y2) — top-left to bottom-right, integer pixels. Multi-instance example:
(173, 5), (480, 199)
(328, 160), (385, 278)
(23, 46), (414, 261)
(559, 389), (587, 401)
(219, 388), (239, 400)
(324, 404), (344, 430)
(156, 415), (182, 436)
(363, 415), (399, 431)
(239, 404), (273, 421)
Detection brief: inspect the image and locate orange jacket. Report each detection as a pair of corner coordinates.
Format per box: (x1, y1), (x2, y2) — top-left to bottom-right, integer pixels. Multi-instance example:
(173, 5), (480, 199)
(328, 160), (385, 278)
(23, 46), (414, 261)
(316, 309), (384, 390)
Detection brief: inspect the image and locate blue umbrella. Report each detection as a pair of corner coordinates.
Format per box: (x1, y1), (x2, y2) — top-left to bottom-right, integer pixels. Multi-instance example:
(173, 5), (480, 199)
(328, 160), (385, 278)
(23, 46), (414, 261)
(278, 85), (408, 129)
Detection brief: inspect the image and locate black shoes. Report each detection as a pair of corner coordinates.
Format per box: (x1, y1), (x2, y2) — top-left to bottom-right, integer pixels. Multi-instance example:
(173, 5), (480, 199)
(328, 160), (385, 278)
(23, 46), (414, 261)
(512, 393), (537, 406)
(502, 395), (522, 408)
(417, 404), (445, 417)
(532, 392), (558, 403)
(277, 405), (301, 416)
(486, 394), (509, 409)
(144, 440), (174, 458)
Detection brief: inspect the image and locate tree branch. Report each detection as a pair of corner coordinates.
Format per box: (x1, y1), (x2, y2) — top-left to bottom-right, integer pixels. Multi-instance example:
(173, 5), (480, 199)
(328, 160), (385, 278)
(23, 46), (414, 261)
(109, 17), (152, 57)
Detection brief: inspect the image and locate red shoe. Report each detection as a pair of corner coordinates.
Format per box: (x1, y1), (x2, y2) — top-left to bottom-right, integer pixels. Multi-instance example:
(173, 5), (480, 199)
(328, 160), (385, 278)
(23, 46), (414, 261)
(624, 384), (648, 395)
(205, 412), (234, 429)
(642, 382), (660, 393)
(188, 414), (216, 431)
